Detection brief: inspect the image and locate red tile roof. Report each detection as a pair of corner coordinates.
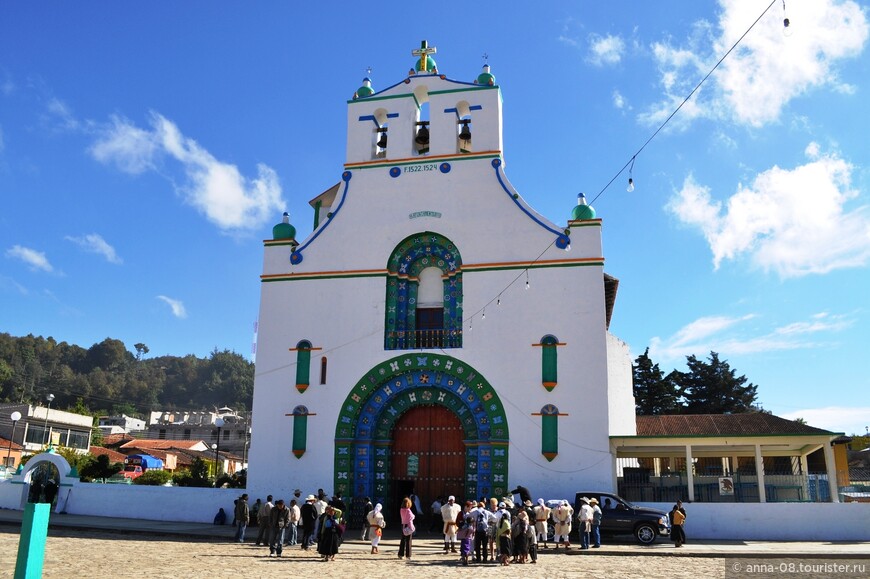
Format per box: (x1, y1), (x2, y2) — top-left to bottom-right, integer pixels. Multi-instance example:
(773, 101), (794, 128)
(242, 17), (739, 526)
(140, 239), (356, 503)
(102, 433), (136, 447)
(636, 414), (835, 437)
(0, 436), (23, 451)
(89, 446), (127, 463)
(119, 439), (205, 450)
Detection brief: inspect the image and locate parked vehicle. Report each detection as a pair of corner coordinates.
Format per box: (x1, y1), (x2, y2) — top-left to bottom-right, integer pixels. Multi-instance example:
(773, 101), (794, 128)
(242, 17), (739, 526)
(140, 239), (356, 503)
(573, 492), (670, 545)
(121, 454), (164, 480)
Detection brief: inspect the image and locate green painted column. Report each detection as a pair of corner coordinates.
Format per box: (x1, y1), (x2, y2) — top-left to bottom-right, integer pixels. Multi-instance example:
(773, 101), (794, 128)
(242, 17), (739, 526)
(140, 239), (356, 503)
(15, 502), (51, 579)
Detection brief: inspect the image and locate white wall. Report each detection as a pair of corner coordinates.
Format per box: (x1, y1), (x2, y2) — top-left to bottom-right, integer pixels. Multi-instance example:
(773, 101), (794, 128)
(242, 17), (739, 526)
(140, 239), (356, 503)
(0, 480), (242, 524)
(638, 501), (870, 541)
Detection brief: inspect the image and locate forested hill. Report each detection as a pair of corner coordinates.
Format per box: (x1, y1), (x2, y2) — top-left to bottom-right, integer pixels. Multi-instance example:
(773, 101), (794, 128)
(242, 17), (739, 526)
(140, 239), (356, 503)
(0, 332), (254, 416)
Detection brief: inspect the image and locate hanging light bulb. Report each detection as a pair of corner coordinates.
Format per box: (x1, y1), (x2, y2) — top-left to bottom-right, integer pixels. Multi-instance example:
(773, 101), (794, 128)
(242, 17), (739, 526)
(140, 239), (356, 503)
(496, 296), (501, 306)
(469, 318), (473, 332)
(782, 1), (793, 37)
(482, 309), (486, 320)
(525, 271), (530, 290)
(627, 177), (635, 193)
(566, 243), (571, 252)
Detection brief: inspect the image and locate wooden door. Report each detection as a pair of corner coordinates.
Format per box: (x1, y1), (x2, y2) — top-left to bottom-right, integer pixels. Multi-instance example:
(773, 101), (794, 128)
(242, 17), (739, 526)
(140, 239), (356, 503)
(391, 405), (465, 516)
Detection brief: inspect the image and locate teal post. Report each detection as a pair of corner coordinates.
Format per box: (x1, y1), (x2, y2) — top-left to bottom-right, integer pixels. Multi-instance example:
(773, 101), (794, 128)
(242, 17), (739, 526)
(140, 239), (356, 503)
(15, 502), (51, 579)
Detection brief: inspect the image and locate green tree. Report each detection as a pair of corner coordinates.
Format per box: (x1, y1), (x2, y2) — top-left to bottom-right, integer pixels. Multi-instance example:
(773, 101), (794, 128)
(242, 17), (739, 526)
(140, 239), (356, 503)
(79, 454), (122, 481)
(670, 351), (758, 414)
(633, 348), (681, 415)
(173, 457), (213, 487)
(134, 343), (150, 361)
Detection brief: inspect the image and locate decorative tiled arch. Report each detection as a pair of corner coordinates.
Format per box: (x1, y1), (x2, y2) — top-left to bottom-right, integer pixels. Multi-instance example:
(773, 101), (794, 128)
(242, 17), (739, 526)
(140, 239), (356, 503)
(333, 353), (509, 507)
(384, 232), (463, 350)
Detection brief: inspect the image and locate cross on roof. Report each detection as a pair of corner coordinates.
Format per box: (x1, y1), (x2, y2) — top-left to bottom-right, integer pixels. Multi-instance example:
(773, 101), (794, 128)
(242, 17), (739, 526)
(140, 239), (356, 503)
(412, 40), (437, 72)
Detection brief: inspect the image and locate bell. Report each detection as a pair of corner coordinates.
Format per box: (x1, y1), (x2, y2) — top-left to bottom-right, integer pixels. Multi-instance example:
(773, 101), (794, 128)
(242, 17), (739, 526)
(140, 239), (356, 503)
(377, 131), (388, 149)
(458, 121), (471, 142)
(415, 122), (430, 145)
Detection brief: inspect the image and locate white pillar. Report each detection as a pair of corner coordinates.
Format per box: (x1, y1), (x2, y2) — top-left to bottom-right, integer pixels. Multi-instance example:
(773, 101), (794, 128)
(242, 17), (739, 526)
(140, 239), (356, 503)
(721, 457), (729, 476)
(731, 455), (739, 476)
(799, 454), (809, 476)
(822, 442), (840, 503)
(685, 445), (695, 502)
(755, 444), (766, 503)
(653, 457), (662, 477)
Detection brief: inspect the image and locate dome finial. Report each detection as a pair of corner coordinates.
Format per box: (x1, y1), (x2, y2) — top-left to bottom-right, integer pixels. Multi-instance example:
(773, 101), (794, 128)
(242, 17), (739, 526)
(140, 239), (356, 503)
(273, 212), (297, 240)
(571, 193), (596, 220)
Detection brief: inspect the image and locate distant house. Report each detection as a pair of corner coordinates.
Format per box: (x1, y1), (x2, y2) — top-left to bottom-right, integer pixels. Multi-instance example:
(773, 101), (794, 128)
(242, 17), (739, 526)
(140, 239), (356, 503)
(1, 435), (24, 472)
(0, 403), (93, 456)
(98, 414), (146, 435)
(146, 408), (251, 460)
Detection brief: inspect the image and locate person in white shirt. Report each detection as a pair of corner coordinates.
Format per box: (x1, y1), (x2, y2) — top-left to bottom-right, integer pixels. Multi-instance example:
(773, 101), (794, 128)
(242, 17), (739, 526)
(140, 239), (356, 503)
(578, 497), (594, 549)
(255, 495), (273, 546)
(533, 498), (551, 549)
(286, 499), (300, 545)
(440, 495), (461, 553)
(552, 500), (573, 549)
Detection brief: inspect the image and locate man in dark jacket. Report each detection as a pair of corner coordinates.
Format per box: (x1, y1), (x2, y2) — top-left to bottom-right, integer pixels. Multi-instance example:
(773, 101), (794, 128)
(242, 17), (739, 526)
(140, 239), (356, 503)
(269, 500), (291, 557)
(300, 494), (318, 550)
(234, 494), (249, 543)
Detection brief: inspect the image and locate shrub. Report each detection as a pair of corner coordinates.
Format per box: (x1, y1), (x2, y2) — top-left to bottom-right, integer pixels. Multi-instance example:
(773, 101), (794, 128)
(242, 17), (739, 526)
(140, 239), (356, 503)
(132, 470), (173, 486)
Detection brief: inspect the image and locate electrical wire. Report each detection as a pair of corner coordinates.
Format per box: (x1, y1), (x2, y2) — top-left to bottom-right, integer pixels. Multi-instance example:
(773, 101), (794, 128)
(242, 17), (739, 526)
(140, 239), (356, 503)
(589, 0), (779, 205)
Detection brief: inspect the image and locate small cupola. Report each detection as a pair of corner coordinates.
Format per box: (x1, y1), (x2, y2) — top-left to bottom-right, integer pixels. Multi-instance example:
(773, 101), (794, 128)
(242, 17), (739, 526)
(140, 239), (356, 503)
(475, 64), (496, 86)
(272, 212), (297, 240)
(354, 77), (375, 100)
(571, 194), (596, 220)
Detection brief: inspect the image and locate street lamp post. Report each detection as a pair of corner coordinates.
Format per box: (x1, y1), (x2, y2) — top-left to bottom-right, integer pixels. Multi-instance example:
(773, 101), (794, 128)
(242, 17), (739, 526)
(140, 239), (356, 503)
(5, 411), (22, 472)
(214, 417), (225, 484)
(43, 394), (55, 448)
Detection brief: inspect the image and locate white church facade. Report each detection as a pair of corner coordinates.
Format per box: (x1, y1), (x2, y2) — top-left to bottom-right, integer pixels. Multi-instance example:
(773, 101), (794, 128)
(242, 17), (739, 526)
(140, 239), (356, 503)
(247, 42), (637, 511)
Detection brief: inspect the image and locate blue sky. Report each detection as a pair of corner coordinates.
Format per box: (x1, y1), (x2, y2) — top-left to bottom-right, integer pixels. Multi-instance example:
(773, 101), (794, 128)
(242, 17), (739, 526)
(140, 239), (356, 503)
(1, 1), (868, 435)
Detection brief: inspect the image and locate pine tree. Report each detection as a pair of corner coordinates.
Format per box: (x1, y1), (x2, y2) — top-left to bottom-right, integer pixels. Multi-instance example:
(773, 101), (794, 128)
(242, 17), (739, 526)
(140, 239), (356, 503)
(672, 351), (758, 414)
(632, 348), (681, 415)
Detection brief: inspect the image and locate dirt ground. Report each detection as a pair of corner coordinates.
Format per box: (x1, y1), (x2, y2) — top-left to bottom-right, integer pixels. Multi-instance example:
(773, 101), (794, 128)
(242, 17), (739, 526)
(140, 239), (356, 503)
(0, 527), (736, 579)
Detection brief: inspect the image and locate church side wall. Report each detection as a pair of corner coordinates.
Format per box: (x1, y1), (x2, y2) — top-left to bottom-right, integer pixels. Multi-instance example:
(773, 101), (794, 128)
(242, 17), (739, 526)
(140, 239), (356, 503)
(606, 333), (637, 437)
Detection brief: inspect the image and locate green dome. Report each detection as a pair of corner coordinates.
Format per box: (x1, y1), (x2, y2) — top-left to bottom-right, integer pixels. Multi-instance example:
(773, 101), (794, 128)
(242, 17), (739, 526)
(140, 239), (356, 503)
(571, 194), (596, 220)
(273, 213), (296, 240)
(476, 64), (495, 85)
(355, 77), (374, 99)
(415, 56), (437, 72)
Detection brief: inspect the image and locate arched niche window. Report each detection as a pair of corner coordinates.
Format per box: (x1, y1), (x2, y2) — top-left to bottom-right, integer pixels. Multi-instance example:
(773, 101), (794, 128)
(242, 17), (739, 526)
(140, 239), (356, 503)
(372, 108), (390, 159)
(455, 100), (474, 153)
(413, 86), (430, 155)
(537, 335), (562, 391)
(290, 340), (321, 393)
(534, 404), (563, 462)
(385, 232), (462, 350)
(291, 405), (314, 458)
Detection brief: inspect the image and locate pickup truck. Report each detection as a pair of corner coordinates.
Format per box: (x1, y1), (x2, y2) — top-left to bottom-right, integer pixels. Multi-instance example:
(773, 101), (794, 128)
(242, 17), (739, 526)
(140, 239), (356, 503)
(574, 491), (670, 545)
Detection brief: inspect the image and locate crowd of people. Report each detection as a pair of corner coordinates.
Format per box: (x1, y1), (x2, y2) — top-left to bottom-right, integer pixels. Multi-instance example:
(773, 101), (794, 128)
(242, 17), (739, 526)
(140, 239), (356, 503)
(219, 486), (685, 563)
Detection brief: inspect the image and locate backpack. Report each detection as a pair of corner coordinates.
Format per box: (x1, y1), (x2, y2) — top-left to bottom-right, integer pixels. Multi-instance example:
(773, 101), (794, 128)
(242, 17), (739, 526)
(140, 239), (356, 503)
(476, 512), (488, 534)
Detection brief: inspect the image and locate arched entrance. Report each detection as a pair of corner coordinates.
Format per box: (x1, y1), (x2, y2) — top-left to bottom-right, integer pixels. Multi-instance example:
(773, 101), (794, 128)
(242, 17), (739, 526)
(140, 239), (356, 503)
(334, 354), (509, 516)
(390, 406), (465, 519)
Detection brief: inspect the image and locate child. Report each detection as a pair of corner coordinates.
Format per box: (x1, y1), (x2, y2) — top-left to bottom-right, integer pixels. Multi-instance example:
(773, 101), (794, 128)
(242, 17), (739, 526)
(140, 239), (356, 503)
(457, 515), (475, 566)
(525, 520), (537, 564)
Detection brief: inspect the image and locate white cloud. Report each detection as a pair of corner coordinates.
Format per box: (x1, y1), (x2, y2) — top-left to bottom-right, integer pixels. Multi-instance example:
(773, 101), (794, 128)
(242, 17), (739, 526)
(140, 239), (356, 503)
(91, 112), (285, 232)
(156, 295), (187, 319)
(612, 90), (627, 110)
(46, 97), (81, 131)
(588, 34), (625, 66)
(5, 245), (53, 273)
(0, 275), (28, 295)
(779, 406), (870, 436)
(642, 0), (868, 127)
(90, 115), (159, 174)
(65, 233), (123, 264)
(650, 311), (852, 364)
(667, 147), (870, 277)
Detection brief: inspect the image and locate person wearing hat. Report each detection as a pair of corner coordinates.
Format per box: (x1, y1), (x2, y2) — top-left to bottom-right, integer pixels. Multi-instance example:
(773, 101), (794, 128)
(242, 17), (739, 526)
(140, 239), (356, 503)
(440, 495), (461, 553)
(590, 498), (602, 548)
(471, 501), (492, 563)
(300, 494), (317, 550)
(255, 495), (274, 546)
(552, 500), (573, 550)
(533, 498), (552, 549)
(578, 497), (594, 549)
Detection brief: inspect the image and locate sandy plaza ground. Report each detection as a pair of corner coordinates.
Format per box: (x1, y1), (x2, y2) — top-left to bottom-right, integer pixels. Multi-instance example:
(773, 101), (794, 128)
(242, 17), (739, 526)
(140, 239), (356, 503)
(3, 523), (869, 579)
(0, 526), (727, 579)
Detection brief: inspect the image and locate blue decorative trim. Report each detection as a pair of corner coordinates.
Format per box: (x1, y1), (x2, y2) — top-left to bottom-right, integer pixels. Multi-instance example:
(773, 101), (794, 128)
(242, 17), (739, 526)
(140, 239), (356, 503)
(291, 172), (353, 264)
(444, 105), (484, 118)
(440, 163), (451, 173)
(347, 76), (497, 104)
(491, 159), (565, 240)
(390, 167), (402, 178)
(359, 113), (400, 126)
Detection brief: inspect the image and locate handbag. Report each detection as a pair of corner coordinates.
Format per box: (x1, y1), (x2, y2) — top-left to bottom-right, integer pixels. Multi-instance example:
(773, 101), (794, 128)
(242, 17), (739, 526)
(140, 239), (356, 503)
(402, 524), (414, 536)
